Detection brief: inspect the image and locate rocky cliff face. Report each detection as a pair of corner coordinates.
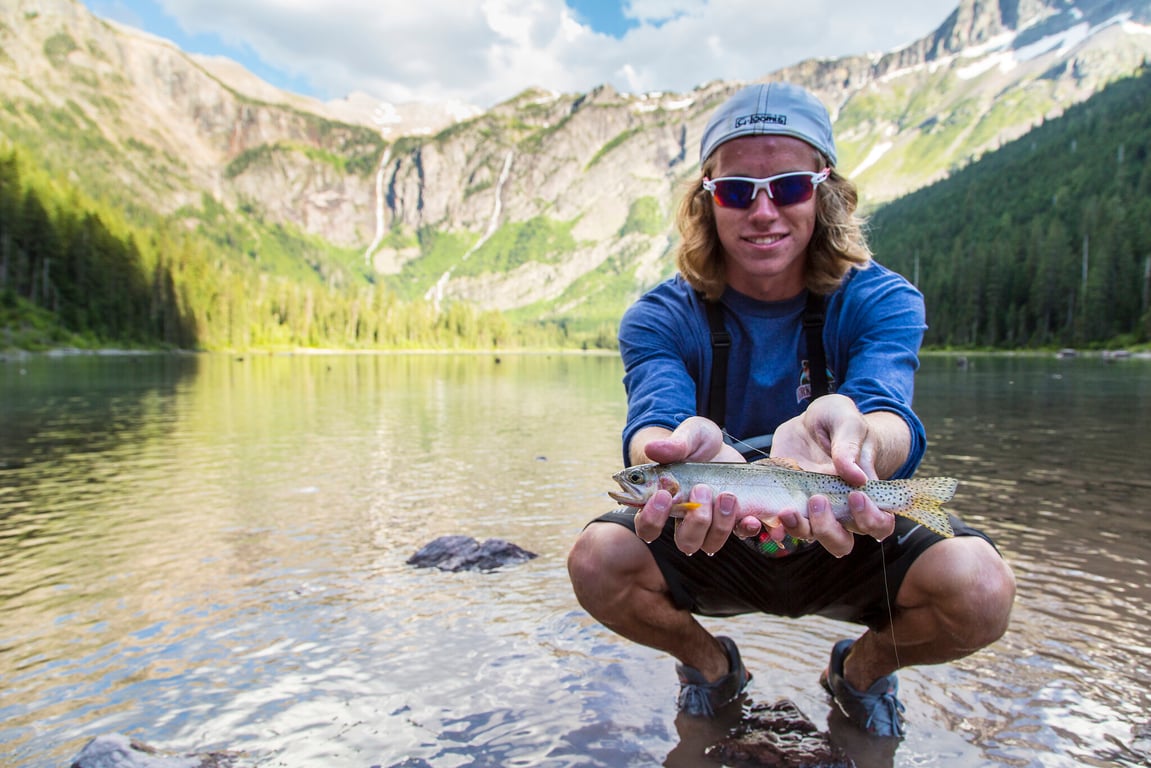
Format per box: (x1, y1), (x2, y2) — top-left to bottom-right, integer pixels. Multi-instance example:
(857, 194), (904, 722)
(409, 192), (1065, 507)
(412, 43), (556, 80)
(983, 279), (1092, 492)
(3, 0), (1150, 316)
(1, 0), (384, 247)
(381, 0), (1151, 311)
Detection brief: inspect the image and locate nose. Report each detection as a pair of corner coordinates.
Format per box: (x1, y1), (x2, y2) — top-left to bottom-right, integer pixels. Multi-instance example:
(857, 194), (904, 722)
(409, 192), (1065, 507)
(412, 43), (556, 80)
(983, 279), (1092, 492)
(747, 189), (779, 218)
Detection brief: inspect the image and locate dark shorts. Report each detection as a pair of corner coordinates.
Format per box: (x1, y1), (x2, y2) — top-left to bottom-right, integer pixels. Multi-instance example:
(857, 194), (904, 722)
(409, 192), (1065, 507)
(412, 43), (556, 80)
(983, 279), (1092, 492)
(593, 509), (999, 631)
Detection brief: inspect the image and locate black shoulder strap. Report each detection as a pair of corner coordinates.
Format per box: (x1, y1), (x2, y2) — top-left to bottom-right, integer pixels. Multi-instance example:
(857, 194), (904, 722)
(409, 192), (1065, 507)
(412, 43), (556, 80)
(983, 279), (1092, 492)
(704, 300), (731, 429)
(804, 292), (829, 400)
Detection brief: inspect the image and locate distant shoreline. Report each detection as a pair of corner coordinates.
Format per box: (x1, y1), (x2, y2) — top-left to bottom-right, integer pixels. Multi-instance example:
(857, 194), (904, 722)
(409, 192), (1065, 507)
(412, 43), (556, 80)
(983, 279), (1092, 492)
(0, 346), (622, 363)
(4, 347), (1150, 364)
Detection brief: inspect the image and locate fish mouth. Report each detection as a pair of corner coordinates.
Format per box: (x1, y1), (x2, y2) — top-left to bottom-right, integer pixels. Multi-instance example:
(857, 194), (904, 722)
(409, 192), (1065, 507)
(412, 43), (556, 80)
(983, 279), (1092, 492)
(608, 490), (644, 507)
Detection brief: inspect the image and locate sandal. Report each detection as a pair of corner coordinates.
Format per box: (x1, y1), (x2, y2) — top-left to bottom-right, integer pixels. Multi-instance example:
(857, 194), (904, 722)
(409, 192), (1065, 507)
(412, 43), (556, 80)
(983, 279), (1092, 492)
(821, 639), (906, 738)
(676, 636), (751, 717)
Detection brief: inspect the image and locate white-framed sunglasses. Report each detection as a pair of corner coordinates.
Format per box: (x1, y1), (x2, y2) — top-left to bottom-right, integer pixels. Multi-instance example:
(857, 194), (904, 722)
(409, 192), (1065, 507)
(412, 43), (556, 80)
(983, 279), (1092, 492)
(702, 168), (831, 209)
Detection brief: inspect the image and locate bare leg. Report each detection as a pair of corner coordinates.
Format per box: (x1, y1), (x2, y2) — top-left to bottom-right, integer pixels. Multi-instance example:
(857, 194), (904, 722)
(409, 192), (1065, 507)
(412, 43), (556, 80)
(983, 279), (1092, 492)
(567, 521), (731, 681)
(841, 536), (1016, 691)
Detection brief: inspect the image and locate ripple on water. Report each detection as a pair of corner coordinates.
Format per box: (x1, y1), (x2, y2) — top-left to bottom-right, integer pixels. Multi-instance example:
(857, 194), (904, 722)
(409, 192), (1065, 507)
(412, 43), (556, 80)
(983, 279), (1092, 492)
(3, 354), (1151, 767)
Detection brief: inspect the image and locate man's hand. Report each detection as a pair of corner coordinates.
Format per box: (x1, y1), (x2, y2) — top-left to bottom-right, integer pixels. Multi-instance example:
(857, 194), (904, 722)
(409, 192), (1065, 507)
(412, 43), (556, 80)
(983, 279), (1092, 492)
(769, 395), (907, 555)
(630, 417), (761, 553)
(774, 491), (894, 558)
(631, 416), (742, 466)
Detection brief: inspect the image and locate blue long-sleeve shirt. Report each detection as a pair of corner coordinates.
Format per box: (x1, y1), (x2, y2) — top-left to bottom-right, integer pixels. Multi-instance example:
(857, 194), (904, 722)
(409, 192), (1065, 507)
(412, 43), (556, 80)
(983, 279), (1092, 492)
(618, 264), (927, 478)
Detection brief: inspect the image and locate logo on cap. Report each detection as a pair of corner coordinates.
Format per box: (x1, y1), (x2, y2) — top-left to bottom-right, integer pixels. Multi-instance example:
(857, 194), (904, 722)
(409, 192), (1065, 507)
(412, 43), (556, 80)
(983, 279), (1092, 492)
(735, 113), (788, 128)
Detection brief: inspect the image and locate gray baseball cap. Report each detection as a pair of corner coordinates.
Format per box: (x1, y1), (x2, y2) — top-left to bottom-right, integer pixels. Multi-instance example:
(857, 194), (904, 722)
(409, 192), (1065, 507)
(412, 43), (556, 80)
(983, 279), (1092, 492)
(700, 82), (837, 167)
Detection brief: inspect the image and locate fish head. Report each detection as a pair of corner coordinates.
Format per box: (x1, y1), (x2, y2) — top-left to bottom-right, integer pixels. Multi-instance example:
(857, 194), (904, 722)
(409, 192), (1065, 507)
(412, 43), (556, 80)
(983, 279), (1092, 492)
(609, 463), (678, 507)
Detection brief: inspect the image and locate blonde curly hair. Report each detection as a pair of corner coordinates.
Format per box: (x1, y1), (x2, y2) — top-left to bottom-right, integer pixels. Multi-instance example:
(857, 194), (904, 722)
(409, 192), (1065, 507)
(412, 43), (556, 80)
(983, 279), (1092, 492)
(675, 149), (872, 301)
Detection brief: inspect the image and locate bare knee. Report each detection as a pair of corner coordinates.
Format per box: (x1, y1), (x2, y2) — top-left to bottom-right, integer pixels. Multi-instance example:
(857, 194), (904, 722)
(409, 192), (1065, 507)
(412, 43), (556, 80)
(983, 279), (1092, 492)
(567, 522), (657, 614)
(904, 538), (1016, 650)
(956, 548), (1015, 647)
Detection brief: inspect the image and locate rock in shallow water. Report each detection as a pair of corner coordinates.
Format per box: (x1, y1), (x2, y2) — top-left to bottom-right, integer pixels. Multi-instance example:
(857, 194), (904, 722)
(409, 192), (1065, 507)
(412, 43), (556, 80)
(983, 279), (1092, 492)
(70, 733), (242, 768)
(406, 535), (537, 572)
(706, 699), (855, 768)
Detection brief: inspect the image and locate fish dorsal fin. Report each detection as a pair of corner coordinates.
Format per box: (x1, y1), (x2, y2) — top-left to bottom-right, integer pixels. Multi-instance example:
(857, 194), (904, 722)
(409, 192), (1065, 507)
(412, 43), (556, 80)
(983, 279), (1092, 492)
(754, 456), (804, 471)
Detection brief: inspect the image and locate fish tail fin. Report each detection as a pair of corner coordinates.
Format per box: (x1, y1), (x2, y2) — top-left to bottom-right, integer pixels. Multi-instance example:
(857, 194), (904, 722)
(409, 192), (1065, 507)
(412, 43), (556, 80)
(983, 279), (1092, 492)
(911, 476), (959, 504)
(900, 477), (959, 537)
(900, 496), (956, 538)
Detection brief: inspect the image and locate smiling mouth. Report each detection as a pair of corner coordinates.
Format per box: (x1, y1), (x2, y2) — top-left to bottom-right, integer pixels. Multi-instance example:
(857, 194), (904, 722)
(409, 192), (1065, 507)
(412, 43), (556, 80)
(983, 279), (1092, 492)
(746, 234), (785, 245)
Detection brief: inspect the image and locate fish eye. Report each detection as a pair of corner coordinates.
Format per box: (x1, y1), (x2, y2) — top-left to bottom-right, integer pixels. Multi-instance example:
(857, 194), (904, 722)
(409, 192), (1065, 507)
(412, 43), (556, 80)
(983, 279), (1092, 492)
(627, 469), (646, 484)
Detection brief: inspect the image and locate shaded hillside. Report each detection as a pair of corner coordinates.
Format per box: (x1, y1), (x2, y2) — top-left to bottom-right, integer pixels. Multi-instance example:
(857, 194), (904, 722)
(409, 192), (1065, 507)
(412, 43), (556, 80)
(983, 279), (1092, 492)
(0, 150), (559, 351)
(0, 152), (195, 349)
(869, 66), (1151, 348)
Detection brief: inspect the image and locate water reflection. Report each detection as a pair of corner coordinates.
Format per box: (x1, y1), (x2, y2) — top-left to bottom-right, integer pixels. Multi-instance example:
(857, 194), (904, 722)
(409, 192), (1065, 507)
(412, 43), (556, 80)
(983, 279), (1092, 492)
(0, 352), (1149, 767)
(914, 354), (1151, 768)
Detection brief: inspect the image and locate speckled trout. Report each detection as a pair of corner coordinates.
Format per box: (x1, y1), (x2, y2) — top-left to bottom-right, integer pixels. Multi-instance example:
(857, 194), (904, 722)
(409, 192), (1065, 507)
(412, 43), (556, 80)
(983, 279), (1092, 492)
(609, 460), (957, 538)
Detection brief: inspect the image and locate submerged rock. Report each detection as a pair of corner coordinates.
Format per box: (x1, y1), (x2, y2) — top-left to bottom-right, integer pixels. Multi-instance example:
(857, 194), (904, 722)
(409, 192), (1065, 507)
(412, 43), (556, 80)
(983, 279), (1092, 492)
(70, 733), (242, 768)
(406, 535), (537, 572)
(706, 699), (855, 768)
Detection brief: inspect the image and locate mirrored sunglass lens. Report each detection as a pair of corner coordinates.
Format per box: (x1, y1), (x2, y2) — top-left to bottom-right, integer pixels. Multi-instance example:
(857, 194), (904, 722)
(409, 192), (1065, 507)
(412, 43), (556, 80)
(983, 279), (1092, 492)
(769, 175), (814, 206)
(713, 180), (755, 208)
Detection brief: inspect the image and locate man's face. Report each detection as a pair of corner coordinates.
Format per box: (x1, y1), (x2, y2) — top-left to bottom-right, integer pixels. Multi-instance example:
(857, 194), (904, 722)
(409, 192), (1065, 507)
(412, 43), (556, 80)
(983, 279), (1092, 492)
(708, 135), (820, 302)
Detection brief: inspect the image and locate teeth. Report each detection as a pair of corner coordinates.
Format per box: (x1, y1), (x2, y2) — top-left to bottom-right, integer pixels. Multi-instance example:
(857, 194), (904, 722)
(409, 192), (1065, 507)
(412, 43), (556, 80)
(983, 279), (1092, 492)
(748, 235), (784, 245)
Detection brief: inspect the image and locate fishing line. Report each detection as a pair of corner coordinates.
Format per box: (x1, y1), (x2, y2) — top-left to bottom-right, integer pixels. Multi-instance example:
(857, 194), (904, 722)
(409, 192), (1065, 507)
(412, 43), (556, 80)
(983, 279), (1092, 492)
(880, 540), (901, 672)
(721, 429), (770, 460)
(725, 428), (904, 669)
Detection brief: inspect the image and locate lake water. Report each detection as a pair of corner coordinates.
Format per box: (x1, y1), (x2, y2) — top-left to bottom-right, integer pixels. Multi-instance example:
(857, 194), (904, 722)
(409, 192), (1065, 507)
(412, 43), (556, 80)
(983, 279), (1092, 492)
(1, 351), (1149, 768)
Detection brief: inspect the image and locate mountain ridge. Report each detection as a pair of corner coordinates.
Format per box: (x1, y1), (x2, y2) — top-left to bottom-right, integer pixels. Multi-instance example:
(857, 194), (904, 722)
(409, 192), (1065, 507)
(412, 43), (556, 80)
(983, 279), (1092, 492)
(2, 0), (1150, 339)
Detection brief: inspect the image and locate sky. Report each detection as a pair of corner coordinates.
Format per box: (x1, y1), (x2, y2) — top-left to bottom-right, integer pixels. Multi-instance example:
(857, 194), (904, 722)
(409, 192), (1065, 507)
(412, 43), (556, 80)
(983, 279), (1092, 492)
(81, 0), (962, 109)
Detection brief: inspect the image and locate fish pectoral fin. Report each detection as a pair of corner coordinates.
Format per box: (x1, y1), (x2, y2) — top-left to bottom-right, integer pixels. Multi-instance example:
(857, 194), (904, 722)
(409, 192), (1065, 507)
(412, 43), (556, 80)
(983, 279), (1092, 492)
(671, 502), (702, 514)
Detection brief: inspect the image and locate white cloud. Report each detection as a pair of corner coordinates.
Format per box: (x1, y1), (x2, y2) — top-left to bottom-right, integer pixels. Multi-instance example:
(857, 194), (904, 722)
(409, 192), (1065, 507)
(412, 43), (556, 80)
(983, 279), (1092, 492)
(151, 0), (960, 107)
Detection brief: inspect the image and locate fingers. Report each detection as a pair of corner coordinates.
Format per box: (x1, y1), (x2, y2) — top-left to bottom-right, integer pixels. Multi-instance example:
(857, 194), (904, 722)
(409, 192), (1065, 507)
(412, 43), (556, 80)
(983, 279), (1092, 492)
(641, 437), (691, 465)
(785, 493), (895, 557)
(776, 508), (806, 545)
(830, 443), (869, 487)
(700, 491), (738, 555)
(734, 514), (765, 540)
(644, 417), (734, 465)
(665, 484), (712, 554)
(807, 496), (855, 557)
(638, 486), (894, 560)
(846, 490), (896, 540)
(678, 417), (727, 461)
(822, 400), (871, 487)
(673, 486), (740, 556)
(635, 484), (741, 556)
(775, 394), (878, 486)
(634, 489), (672, 543)
(777, 497), (853, 556)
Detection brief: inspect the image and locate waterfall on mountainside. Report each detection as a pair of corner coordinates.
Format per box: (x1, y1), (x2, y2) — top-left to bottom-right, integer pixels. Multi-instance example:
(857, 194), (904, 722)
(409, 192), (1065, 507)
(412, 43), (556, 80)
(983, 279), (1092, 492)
(424, 150), (515, 310)
(363, 147), (393, 265)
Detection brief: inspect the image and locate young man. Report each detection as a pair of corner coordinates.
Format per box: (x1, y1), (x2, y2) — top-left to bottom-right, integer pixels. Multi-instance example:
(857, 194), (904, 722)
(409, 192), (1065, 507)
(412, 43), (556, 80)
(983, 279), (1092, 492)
(567, 82), (1015, 738)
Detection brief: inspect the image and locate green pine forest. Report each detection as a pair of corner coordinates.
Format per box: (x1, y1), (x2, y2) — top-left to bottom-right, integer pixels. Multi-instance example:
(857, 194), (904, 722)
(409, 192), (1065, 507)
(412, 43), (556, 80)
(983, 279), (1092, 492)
(867, 66), (1151, 349)
(3, 67), (1151, 353)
